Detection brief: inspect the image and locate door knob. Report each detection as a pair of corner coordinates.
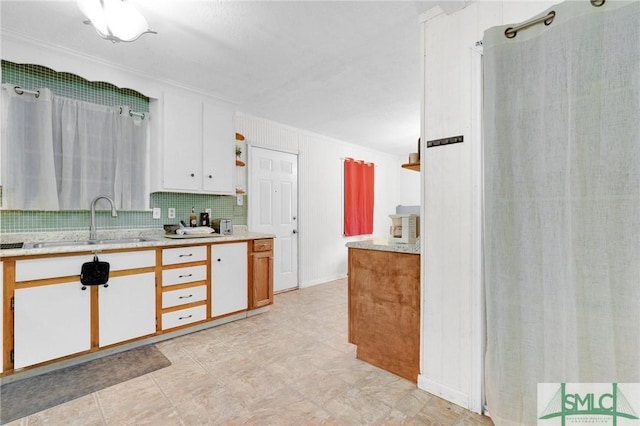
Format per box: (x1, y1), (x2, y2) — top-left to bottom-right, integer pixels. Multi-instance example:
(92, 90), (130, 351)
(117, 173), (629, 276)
(293, 229), (297, 234)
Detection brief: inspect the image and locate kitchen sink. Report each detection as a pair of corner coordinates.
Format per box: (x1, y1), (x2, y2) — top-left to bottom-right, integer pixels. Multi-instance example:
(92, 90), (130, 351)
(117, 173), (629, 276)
(94, 237), (154, 245)
(24, 237), (155, 249)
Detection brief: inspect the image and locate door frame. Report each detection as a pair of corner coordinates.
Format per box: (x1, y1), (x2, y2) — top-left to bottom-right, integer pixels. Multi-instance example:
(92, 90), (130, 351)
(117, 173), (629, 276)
(247, 143), (300, 292)
(469, 43), (485, 414)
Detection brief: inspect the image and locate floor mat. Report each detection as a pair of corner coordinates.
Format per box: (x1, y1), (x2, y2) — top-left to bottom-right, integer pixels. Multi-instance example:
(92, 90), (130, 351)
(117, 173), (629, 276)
(0, 344), (171, 424)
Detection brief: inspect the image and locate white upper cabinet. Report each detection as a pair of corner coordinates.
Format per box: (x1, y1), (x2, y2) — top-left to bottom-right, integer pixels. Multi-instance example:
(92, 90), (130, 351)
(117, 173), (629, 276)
(154, 91), (235, 194)
(202, 102), (235, 193)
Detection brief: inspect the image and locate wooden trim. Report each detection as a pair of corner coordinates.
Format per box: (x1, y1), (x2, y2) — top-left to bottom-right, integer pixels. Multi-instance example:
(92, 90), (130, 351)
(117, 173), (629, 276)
(247, 243), (253, 308)
(155, 249), (163, 332)
(3, 261), (15, 373)
(161, 260), (207, 271)
(90, 285), (99, 348)
(161, 300), (207, 314)
(158, 318), (209, 334)
(160, 281), (206, 292)
(206, 245), (212, 318)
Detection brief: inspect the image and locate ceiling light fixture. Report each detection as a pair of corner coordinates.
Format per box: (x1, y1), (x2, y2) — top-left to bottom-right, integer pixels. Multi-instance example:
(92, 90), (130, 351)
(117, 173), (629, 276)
(77, 0), (157, 43)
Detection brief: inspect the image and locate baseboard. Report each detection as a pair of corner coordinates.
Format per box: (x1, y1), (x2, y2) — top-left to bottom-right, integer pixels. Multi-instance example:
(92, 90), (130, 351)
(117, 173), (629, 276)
(300, 274), (346, 288)
(417, 374), (470, 410)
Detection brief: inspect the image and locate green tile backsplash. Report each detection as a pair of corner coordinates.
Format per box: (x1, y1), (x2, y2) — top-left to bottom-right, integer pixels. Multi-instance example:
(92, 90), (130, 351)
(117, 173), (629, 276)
(0, 193), (246, 233)
(0, 61), (247, 234)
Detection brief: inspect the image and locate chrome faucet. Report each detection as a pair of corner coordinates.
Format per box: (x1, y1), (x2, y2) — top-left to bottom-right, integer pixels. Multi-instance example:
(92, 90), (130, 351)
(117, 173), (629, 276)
(90, 196), (118, 240)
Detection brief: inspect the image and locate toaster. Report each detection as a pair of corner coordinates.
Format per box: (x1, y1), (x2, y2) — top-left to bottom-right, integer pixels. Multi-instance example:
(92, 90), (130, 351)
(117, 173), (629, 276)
(211, 218), (233, 235)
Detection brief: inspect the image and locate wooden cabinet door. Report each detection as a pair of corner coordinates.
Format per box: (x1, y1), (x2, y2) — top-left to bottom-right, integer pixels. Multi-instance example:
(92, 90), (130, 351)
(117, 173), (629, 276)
(251, 251), (273, 308)
(202, 101), (234, 194)
(14, 282), (91, 369)
(98, 272), (156, 347)
(162, 91), (202, 191)
(211, 242), (248, 317)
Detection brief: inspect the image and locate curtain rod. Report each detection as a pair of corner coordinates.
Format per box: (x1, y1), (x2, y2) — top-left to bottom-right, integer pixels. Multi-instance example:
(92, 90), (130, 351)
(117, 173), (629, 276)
(504, 11), (556, 38)
(504, 0), (605, 39)
(119, 106), (146, 119)
(13, 86), (40, 98)
(12, 86), (146, 119)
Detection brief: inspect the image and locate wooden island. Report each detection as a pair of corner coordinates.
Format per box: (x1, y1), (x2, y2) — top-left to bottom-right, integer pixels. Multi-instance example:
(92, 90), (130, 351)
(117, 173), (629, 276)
(346, 240), (420, 383)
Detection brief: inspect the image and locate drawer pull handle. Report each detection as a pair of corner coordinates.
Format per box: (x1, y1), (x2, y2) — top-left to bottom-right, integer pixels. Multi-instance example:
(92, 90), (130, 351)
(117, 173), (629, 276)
(179, 314), (193, 320)
(178, 274), (193, 278)
(179, 253), (193, 257)
(179, 294), (193, 299)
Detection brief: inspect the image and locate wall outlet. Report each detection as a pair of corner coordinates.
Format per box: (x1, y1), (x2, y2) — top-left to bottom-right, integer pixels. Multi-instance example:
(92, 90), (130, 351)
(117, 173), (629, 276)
(168, 208), (176, 219)
(152, 208), (161, 219)
(205, 208), (211, 215)
(236, 195), (243, 206)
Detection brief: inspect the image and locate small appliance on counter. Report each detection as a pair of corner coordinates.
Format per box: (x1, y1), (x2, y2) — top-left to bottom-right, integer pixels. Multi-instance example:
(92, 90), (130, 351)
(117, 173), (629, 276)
(199, 212), (210, 227)
(212, 218), (233, 235)
(389, 211), (418, 245)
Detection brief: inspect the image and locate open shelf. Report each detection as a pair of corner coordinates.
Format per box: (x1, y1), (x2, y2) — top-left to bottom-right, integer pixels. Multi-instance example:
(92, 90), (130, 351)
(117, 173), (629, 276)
(401, 162), (420, 172)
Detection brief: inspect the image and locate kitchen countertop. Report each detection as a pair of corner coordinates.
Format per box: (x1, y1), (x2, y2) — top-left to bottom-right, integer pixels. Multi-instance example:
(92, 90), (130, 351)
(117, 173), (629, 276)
(0, 226), (275, 258)
(345, 238), (420, 254)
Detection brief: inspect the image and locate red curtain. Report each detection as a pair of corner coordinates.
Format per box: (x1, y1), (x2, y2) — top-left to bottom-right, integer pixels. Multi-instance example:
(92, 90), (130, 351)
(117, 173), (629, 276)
(344, 158), (374, 236)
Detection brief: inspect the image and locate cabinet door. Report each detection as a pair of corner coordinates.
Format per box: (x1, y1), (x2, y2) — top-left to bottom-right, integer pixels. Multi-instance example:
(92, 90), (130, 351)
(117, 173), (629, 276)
(202, 102), (235, 194)
(99, 272), (156, 347)
(251, 251), (274, 308)
(211, 243), (248, 317)
(14, 282), (91, 369)
(163, 91), (202, 191)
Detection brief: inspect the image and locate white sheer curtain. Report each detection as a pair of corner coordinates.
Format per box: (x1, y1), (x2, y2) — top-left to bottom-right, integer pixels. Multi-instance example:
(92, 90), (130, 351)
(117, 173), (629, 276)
(1, 86), (59, 210)
(1, 84), (148, 211)
(482, 1), (639, 424)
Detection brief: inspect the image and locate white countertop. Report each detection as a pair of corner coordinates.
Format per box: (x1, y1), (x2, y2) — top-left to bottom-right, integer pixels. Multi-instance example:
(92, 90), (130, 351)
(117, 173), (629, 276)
(0, 227), (275, 258)
(345, 238), (420, 254)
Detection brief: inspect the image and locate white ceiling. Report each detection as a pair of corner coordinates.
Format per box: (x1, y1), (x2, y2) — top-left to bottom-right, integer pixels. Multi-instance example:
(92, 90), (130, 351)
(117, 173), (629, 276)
(0, 1), (458, 155)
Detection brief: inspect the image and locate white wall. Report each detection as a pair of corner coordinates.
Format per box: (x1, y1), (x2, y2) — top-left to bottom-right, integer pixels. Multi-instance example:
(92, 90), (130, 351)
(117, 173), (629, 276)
(237, 114), (414, 288)
(419, 0), (556, 412)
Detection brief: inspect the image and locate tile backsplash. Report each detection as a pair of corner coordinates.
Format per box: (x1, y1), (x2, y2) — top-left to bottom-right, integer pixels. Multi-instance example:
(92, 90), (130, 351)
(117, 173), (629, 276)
(0, 192), (247, 234)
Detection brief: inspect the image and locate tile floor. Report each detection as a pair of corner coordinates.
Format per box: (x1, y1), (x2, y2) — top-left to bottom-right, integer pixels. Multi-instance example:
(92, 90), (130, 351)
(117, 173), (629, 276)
(6, 278), (494, 425)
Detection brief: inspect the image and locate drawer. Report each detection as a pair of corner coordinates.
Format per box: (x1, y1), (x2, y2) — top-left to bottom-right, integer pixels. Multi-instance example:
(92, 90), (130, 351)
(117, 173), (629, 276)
(162, 265), (207, 287)
(162, 305), (207, 330)
(162, 245), (207, 265)
(253, 239), (273, 252)
(162, 285), (207, 309)
(16, 250), (156, 282)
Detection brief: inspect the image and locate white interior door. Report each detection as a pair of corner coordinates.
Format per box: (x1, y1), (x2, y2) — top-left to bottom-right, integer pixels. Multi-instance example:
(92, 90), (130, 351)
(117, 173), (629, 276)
(249, 146), (298, 292)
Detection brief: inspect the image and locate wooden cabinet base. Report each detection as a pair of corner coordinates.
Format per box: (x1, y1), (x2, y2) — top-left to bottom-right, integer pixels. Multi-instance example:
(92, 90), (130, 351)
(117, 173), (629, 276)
(348, 248), (420, 383)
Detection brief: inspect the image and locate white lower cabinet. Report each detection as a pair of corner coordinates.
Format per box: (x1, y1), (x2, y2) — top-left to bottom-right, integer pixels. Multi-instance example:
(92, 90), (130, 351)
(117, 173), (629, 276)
(14, 281), (91, 369)
(98, 272), (156, 347)
(211, 242), (248, 317)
